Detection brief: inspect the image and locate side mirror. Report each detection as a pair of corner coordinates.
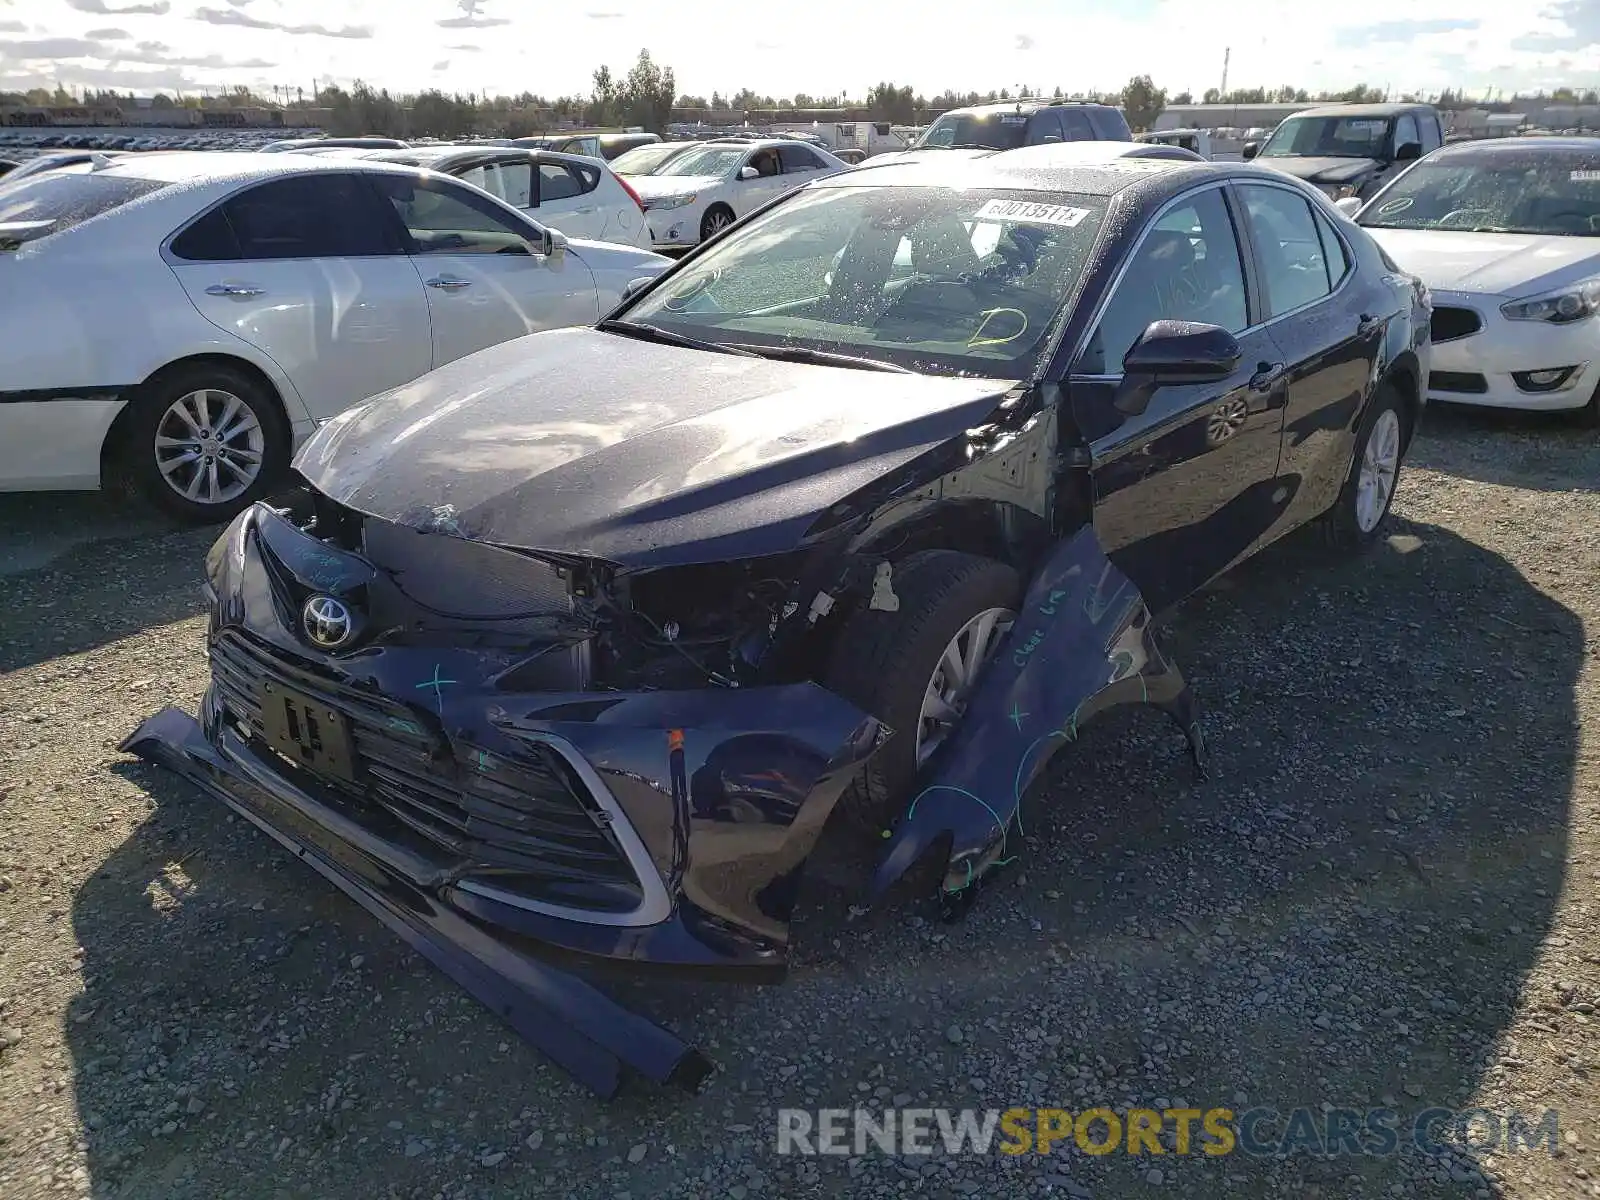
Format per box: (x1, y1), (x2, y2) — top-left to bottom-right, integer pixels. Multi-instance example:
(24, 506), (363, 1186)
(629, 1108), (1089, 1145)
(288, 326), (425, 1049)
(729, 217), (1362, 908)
(621, 275), (654, 302)
(533, 227), (567, 265)
(1241, 141), (1260, 161)
(1333, 196), (1363, 218)
(1394, 141), (1422, 162)
(1115, 320), (1241, 415)
(738, 165), (760, 180)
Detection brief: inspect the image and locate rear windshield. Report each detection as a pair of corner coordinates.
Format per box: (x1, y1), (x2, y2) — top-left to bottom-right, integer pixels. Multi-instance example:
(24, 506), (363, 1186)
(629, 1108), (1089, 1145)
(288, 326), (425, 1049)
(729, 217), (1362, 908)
(914, 112), (1029, 151)
(0, 173), (167, 247)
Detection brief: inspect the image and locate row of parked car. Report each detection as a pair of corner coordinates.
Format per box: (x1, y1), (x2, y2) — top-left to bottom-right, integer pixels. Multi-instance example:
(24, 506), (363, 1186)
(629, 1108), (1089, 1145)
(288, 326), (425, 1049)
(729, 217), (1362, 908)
(0, 107), (1595, 523)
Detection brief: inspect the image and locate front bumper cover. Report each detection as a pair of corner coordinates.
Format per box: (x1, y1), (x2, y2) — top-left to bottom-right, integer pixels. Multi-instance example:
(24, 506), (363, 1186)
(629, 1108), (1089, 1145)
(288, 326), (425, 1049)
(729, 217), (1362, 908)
(122, 703), (715, 1098)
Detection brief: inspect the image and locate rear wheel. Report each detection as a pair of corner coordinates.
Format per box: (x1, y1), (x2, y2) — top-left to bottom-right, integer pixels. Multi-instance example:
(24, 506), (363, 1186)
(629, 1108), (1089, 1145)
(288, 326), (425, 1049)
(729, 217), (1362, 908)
(1320, 382), (1406, 551)
(824, 551), (1022, 838)
(700, 205), (735, 242)
(119, 363), (290, 523)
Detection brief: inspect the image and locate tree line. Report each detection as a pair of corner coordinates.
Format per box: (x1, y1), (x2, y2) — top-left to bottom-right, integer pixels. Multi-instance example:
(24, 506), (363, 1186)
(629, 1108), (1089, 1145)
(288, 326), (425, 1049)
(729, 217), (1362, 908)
(6, 65), (1596, 140)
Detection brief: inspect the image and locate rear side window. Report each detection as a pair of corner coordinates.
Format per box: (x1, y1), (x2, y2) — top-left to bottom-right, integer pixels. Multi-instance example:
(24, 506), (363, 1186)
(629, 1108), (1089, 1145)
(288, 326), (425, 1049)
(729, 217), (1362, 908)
(1313, 208), (1350, 286)
(191, 174), (400, 261)
(778, 145), (826, 172)
(0, 173), (167, 247)
(537, 162), (598, 202)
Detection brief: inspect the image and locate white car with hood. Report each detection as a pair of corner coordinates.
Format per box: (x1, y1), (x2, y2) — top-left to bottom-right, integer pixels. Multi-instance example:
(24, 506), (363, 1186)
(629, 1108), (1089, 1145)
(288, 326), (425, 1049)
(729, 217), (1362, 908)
(0, 152), (670, 520)
(628, 138), (848, 249)
(1347, 137), (1600, 422)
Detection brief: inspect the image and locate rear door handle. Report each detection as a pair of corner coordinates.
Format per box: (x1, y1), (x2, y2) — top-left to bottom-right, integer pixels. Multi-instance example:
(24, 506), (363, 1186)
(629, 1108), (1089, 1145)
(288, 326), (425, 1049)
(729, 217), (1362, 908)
(1358, 313), (1384, 337)
(205, 283), (264, 298)
(1248, 362), (1286, 392)
(426, 276), (473, 291)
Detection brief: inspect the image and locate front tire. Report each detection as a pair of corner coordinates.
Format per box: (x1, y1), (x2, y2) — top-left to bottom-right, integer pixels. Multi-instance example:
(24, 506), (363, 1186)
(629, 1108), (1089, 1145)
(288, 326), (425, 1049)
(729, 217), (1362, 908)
(1320, 381), (1407, 551)
(824, 551), (1022, 838)
(119, 364), (290, 523)
(699, 205), (735, 243)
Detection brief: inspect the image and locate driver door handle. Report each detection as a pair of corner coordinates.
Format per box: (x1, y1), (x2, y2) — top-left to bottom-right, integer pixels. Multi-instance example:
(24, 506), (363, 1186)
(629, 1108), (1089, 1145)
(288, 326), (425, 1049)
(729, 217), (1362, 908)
(426, 276), (473, 291)
(204, 283), (264, 298)
(1248, 362), (1286, 392)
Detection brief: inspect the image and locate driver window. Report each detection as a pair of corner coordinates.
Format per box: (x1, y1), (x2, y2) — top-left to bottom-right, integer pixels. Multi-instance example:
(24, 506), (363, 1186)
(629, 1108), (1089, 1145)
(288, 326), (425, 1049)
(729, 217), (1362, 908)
(369, 176), (532, 255)
(1079, 187), (1247, 374)
(749, 150), (781, 177)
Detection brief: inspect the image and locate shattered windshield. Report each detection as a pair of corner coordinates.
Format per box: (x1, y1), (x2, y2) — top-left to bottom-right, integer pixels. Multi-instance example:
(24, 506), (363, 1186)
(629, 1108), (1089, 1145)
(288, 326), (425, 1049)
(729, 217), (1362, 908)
(1359, 153), (1600, 235)
(913, 112), (1030, 151)
(619, 184), (1109, 379)
(1260, 115), (1392, 159)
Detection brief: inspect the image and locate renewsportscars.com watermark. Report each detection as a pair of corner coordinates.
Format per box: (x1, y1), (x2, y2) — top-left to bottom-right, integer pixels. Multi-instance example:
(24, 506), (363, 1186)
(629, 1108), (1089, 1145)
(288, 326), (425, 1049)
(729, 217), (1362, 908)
(776, 1107), (1562, 1158)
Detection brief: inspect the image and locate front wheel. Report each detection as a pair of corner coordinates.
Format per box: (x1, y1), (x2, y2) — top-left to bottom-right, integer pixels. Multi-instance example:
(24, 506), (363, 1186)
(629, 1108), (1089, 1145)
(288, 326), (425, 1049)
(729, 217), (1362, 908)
(1320, 382), (1407, 551)
(699, 205), (735, 242)
(824, 550), (1022, 838)
(119, 364), (290, 523)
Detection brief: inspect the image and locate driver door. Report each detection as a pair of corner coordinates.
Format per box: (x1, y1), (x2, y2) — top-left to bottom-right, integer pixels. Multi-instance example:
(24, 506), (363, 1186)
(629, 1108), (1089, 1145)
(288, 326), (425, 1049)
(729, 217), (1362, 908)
(1066, 184), (1288, 614)
(732, 148), (787, 216)
(367, 175), (599, 369)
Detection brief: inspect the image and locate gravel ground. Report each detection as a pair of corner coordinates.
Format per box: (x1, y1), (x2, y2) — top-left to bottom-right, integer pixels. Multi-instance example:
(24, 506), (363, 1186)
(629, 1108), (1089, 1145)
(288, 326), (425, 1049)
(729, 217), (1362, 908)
(0, 404), (1596, 1200)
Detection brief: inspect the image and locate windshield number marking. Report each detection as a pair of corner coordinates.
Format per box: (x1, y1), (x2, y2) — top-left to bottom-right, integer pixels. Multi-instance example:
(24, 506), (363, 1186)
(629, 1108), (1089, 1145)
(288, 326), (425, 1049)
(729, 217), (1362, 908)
(974, 199), (1091, 228)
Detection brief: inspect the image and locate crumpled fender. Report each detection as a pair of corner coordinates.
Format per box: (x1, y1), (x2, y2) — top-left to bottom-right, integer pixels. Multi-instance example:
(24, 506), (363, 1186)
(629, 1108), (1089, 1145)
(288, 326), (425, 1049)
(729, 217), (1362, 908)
(872, 526), (1209, 901)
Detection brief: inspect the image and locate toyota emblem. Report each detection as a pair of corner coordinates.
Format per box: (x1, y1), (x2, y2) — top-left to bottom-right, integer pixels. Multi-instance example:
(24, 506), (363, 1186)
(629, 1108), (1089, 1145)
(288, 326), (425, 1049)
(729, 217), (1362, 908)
(302, 595), (354, 650)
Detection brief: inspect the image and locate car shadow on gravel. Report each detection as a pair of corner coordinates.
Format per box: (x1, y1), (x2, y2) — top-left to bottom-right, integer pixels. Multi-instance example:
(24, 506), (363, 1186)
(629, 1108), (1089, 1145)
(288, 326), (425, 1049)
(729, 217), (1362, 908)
(67, 514), (1582, 1200)
(0, 493), (218, 675)
(1408, 403), (1598, 493)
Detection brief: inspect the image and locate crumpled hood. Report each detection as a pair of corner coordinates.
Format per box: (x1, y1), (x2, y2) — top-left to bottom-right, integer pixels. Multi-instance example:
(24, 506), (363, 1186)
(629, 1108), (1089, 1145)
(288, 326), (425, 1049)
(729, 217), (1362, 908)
(629, 174), (724, 200)
(295, 327), (1013, 569)
(1260, 156), (1380, 184)
(1362, 227), (1600, 298)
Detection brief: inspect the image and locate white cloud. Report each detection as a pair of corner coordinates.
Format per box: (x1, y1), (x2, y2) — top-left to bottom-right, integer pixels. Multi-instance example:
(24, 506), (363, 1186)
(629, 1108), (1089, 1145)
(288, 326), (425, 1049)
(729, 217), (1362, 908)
(3, 0), (1595, 98)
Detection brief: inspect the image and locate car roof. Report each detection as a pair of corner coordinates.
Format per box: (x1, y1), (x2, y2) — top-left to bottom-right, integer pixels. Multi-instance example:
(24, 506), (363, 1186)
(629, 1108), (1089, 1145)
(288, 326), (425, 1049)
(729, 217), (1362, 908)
(941, 100), (1117, 118)
(1429, 135), (1600, 161)
(90, 151), (439, 185)
(824, 145), (1242, 198)
(703, 137), (824, 151)
(1294, 103), (1435, 119)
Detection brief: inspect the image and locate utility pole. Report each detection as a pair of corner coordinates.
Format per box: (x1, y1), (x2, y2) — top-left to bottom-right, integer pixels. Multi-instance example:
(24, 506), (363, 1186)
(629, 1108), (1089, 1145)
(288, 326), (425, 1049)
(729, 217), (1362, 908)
(1220, 47), (1230, 99)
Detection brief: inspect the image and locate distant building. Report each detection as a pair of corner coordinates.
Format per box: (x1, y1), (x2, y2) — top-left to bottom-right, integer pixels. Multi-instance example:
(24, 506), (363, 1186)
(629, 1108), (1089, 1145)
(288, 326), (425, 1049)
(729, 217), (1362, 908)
(1152, 102), (1315, 133)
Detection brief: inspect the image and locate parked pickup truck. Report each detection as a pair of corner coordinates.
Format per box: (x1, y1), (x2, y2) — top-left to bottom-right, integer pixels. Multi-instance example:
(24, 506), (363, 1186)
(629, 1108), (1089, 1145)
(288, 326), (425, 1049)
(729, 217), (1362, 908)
(1243, 102), (1445, 202)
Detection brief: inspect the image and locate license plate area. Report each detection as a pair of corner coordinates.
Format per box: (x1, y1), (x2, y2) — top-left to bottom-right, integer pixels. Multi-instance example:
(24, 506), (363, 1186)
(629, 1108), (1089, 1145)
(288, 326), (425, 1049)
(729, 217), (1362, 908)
(260, 682), (356, 783)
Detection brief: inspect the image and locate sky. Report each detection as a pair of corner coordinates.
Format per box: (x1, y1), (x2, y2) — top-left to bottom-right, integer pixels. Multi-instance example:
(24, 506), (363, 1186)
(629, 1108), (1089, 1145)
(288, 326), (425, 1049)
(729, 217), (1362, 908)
(1, 0), (1597, 101)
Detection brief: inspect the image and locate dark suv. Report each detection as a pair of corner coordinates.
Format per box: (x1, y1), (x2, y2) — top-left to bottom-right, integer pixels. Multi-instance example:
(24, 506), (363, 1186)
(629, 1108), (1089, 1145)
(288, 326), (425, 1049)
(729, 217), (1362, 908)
(911, 100), (1133, 151)
(1244, 102), (1445, 202)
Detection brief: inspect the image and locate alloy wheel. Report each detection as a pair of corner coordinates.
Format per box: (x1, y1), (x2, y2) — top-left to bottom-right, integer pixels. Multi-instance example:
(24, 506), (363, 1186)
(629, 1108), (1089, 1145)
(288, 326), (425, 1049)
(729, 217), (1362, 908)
(1355, 408), (1402, 533)
(154, 388), (265, 507)
(915, 606), (1016, 766)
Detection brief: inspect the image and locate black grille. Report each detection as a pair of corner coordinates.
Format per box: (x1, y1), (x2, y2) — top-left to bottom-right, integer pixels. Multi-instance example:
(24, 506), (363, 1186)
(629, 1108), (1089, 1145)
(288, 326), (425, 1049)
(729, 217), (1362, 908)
(1429, 370), (1488, 395)
(1430, 306), (1482, 343)
(209, 632), (643, 913)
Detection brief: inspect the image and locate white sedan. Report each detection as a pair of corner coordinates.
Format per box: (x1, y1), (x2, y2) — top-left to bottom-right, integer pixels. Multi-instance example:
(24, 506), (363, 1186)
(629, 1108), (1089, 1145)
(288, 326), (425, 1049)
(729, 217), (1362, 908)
(355, 145), (653, 249)
(629, 138), (847, 249)
(1347, 137), (1600, 423)
(0, 152), (670, 519)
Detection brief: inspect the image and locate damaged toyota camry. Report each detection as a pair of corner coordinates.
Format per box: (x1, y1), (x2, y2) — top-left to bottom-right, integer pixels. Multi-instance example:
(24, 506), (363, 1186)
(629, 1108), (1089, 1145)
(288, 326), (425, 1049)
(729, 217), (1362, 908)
(126, 146), (1431, 1097)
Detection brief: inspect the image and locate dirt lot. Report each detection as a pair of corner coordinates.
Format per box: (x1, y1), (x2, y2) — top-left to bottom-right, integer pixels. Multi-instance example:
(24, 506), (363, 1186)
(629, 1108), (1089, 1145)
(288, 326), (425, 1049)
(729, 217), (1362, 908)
(0, 405), (1596, 1200)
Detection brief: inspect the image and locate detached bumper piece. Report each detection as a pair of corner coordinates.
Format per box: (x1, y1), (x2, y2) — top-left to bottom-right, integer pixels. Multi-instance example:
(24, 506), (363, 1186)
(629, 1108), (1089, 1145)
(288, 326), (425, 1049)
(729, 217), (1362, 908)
(875, 526), (1209, 905)
(120, 705), (713, 1099)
